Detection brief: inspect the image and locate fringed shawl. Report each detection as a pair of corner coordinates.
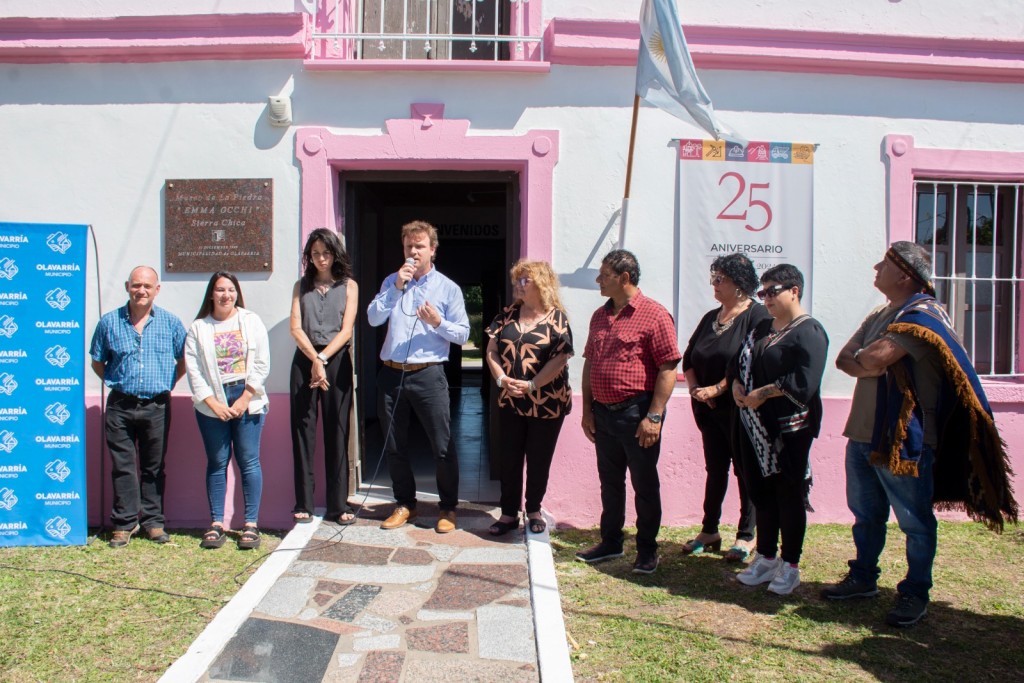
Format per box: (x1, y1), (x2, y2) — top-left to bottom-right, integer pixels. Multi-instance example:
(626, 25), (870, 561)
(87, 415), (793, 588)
(871, 293), (1018, 531)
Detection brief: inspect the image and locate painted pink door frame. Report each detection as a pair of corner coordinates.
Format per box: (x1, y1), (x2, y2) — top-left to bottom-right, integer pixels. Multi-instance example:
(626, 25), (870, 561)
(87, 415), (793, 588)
(294, 103), (558, 261)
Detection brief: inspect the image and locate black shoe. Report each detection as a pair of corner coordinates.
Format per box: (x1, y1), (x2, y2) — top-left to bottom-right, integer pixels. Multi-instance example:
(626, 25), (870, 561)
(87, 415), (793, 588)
(821, 572), (879, 600)
(886, 592), (928, 627)
(632, 552), (659, 575)
(575, 542), (624, 564)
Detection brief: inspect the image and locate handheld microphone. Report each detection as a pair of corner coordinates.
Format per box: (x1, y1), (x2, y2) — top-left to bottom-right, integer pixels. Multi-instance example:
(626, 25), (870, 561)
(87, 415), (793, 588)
(404, 257), (416, 267)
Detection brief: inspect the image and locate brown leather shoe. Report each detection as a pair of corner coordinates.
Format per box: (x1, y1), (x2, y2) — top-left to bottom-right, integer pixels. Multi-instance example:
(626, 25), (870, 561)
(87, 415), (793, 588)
(109, 524), (140, 548)
(381, 505), (417, 529)
(146, 526), (170, 544)
(436, 510), (457, 534)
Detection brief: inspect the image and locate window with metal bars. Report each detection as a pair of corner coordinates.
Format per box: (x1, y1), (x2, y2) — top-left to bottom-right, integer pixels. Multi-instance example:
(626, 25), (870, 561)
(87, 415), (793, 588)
(308, 0), (540, 62)
(914, 181), (1024, 376)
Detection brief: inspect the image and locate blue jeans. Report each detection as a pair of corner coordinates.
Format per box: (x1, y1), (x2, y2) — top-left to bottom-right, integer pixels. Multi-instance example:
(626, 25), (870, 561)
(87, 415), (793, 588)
(195, 383), (265, 524)
(846, 439), (937, 601)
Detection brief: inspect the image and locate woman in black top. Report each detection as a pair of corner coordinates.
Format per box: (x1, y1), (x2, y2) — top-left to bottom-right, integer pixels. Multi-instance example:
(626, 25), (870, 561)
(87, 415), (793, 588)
(732, 264), (828, 596)
(289, 228), (359, 525)
(485, 260), (573, 536)
(682, 253), (769, 561)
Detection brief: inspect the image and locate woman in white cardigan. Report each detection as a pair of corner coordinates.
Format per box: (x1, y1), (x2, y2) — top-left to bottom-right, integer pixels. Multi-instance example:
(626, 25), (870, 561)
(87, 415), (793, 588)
(185, 272), (270, 550)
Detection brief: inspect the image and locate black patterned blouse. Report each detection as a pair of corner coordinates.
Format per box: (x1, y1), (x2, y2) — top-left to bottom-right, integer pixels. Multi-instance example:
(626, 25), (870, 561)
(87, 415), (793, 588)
(486, 304), (574, 419)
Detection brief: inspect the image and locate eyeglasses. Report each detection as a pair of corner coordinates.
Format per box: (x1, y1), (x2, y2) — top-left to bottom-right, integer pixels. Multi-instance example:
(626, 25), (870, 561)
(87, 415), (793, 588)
(710, 275), (726, 286)
(756, 284), (789, 300)
(515, 277), (532, 287)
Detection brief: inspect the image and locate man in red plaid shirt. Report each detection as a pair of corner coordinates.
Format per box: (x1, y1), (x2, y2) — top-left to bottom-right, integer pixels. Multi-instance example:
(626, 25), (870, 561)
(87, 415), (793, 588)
(577, 250), (681, 574)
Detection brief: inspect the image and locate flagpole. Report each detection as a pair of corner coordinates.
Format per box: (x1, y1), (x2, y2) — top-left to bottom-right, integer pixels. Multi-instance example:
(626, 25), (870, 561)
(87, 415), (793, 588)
(619, 94), (641, 247)
(623, 94), (641, 200)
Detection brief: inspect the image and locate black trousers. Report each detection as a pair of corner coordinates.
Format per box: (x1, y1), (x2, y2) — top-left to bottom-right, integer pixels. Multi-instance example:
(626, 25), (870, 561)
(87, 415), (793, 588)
(738, 427), (814, 564)
(497, 407), (565, 517)
(693, 405), (756, 541)
(377, 364), (459, 511)
(593, 399), (662, 553)
(290, 349), (353, 518)
(104, 391), (171, 530)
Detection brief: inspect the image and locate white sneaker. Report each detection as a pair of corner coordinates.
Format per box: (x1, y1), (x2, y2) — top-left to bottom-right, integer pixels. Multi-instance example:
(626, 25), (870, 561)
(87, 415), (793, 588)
(737, 554), (782, 586)
(767, 563), (801, 595)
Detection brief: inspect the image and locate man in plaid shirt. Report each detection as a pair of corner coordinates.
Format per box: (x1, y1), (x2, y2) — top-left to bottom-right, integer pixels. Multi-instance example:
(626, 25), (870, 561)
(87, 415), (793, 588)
(91, 266), (186, 548)
(577, 250), (681, 574)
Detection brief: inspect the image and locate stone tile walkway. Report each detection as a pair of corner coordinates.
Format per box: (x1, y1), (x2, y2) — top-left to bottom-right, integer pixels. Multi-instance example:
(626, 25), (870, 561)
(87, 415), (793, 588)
(161, 499), (572, 682)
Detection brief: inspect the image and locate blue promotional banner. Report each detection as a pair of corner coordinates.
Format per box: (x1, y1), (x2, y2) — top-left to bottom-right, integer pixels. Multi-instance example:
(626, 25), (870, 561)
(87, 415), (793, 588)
(0, 222), (88, 546)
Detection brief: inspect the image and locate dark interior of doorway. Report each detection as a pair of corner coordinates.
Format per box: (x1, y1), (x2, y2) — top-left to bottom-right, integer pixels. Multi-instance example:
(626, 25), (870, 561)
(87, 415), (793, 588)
(344, 172), (520, 504)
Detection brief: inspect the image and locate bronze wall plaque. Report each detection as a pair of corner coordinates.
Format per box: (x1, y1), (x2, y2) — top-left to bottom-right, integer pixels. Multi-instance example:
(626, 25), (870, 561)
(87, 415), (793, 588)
(164, 178), (273, 273)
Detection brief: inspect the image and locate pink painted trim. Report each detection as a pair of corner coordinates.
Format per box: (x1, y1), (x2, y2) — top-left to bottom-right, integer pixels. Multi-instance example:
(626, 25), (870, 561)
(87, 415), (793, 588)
(8, 12), (1020, 82)
(884, 134), (1024, 242)
(885, 134), (1024, 377)
(547, 18), (1024, 83)
(294, 104), (558, 261)
(0, 13), (306, 63)
(303, 59), (549, 73)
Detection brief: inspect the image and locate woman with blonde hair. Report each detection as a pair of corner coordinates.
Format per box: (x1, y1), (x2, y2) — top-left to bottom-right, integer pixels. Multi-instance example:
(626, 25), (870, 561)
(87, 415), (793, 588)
(485, 260), (573, 535)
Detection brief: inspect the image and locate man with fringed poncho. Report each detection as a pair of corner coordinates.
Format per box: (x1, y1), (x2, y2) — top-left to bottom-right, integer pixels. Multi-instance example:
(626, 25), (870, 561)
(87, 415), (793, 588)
(821, 241), (1017, 628)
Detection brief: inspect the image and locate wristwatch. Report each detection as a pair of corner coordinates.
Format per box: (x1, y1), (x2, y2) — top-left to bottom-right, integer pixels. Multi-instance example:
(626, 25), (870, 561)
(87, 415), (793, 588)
(496, 375), (505, 388)
(646, 412), (663, 424)
(316, 352), (328, 365)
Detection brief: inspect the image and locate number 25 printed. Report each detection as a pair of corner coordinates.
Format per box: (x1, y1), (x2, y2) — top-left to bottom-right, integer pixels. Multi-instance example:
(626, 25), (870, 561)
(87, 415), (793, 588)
(717, 172), (772, 232)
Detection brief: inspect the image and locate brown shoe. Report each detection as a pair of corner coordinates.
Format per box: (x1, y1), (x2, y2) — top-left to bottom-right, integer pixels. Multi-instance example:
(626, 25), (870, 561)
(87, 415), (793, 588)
(146, 527), (170, 544)
(381, 505), (417, 529)
(109, 524), (140, 548)
(436, 510), (457, 534)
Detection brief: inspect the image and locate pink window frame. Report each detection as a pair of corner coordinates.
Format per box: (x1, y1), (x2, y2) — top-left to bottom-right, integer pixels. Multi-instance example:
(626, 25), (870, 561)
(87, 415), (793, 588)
(306, 0), (545, 69)
(885, 134), (1024, 396)
(294, 103), (558, 261)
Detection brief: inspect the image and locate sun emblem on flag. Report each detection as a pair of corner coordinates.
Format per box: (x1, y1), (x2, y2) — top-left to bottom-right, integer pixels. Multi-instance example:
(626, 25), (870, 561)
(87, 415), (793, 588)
(648, 31), (667, 62)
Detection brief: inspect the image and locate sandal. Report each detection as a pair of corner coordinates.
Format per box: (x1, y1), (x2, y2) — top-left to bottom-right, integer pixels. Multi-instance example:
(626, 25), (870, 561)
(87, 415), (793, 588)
(724, 541), (754, 562)
(293, 512), (313, 524)
(527, 517), (547, 534)
(238, 526), (261, 550)
(681, 535), (722, 555)
(200, 525), (226, 549)
(488, 518), (520, 536)
(331, 511), (357, 526)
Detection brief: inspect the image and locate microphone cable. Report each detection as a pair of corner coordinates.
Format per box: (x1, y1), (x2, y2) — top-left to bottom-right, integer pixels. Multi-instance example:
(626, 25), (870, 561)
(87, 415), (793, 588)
(229, 266), (426, 584)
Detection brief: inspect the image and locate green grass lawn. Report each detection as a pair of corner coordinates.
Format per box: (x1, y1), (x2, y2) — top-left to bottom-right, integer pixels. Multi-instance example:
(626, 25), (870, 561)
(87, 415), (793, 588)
(0, 528), (282, 682)
(553, 522), (1024, 682)
(2, 523), (1019, 682)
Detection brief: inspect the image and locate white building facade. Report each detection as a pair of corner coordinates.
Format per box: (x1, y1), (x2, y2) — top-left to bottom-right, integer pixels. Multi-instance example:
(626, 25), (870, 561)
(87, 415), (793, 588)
(1, 0), (1022, 529)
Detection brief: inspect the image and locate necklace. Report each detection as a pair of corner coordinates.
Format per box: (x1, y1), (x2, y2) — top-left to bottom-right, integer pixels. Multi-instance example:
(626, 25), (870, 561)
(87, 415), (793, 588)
(518, 306), (550, 331)
(712, 300), (750, 336)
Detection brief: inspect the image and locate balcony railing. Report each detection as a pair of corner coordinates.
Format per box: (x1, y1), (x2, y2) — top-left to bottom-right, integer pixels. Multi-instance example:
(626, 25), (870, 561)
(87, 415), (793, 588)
(306, 0), (542, 64)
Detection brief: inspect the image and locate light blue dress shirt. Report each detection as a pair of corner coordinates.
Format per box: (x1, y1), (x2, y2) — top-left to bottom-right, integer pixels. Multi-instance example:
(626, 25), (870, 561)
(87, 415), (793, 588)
(367, 267), (470, 363)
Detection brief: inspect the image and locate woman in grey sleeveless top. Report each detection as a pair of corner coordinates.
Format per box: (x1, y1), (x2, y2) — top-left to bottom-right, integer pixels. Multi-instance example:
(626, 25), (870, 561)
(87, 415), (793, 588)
(289, 228), (359, 525)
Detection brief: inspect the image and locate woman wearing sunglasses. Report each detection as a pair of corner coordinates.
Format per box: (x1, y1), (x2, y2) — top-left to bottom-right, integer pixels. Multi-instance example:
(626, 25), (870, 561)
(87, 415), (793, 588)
(485, 260), (573, 536)
(730, 264), (829, 595)
(681, 253), (769, 561)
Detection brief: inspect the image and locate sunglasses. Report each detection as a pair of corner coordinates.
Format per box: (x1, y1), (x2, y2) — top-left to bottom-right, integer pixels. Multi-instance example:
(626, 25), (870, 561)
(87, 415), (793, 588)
(710, 275), (726, 286)
(756, 284), (789, 300)
(515, 277), (532, 287)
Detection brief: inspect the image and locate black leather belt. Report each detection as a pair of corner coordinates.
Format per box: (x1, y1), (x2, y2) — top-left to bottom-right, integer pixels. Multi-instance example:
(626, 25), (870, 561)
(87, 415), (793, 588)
(109, 390), (170, 407)
(223, 379), (246, 389)
(595, 392), (652, 412)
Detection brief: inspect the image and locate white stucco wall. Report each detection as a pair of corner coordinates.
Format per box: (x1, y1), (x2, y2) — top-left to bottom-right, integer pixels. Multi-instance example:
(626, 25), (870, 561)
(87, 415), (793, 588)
(0, 0), (296, 17)
(547, 0), (1024, 40)
(4, 57), (1024, 396)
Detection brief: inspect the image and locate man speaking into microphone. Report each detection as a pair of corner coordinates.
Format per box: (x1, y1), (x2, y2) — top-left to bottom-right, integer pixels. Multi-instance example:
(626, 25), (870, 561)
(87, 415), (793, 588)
(367, 220), (469, 533)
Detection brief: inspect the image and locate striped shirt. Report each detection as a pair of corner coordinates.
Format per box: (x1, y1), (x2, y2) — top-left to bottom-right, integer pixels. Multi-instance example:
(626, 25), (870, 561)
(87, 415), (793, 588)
(90, 304), (187, 398)
(584, 291), (681, 405)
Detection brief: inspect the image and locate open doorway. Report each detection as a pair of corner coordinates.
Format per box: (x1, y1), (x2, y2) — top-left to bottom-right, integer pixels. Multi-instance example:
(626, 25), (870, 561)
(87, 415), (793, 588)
(343, 171), (520, 503)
